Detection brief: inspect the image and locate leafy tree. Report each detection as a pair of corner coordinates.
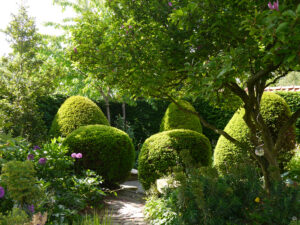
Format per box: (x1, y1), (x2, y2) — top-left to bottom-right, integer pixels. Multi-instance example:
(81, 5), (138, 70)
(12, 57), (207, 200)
(63, 0), (300, 192)
(0, 5), (60, 143)
(277, 71), (300, 86)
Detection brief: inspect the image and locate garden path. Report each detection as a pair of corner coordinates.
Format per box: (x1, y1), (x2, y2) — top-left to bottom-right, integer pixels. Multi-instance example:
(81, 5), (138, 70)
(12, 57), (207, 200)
(100, 170), (148, 225)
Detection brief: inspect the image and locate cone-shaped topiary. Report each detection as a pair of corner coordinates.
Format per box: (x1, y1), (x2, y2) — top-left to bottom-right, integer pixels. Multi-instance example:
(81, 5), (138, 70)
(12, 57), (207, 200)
(160, 100), (202, 133)
(63, 125), (135, 184)
(214, 92), (296, 174)
(49, 96), (109, 137)
(138, 129), (212, 190)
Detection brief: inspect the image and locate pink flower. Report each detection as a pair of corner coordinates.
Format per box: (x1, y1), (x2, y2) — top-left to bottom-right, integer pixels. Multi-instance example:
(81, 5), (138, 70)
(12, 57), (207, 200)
(76, 153), (82, 159)
(71, 153), (77, 158)
(74, 47), (78, 53)
(268, 0), (279, 11)
(168, 2), (172, 7)
(38, 158), (47, 165)
(128, 25), (133, 29)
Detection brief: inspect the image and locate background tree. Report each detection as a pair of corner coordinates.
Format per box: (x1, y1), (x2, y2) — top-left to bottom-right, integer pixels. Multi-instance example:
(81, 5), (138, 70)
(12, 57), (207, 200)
(62, 0), (300, 192)
(0, 5), (61, 143)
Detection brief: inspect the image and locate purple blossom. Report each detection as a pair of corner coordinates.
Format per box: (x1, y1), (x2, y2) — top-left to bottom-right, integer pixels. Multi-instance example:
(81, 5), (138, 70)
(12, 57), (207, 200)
(33, 146), (40, 150)
(0, 187), (5, 198)
(76, 153), (82, 159)
(128, 25), (133, 29)
(38, 158), (47, 165)
(71, 153), (77, 158)
(121, 25), (125, 29)
(168, 2), (172, 7)
(28, 204), (34, 213)
(268, 0), (279, 11)
(27, 154), (34, 160)
(74, 47), (78, 53)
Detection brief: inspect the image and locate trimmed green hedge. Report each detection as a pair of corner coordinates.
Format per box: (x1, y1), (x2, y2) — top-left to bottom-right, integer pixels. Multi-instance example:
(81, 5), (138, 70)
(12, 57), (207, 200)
(138, 129), (212, 190)
(63, 125), (135, 184)
(160, 100), (202, 133)
(214, 92), (296, 174)
(276, 91), (300, 142)
(49, 96), (109, 137)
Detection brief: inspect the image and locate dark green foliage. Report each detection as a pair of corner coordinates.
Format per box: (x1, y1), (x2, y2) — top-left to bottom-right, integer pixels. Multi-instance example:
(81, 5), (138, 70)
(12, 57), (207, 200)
(276, 91), (300, 142)
(191, 97), (234, 146)
(214, 92), (296, 174)
(138, 129), (212, 190)
(37, 94), (67, 131)
(160, 100), (202, 133)
(147, 166), (299, 225)
(49, 96), (109, 137)
(63, 125), (135, 184)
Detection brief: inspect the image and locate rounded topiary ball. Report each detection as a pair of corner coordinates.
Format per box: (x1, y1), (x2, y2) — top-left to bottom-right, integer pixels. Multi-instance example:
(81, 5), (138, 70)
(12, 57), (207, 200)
(160, 100), (202, 133)
(138, 129), (211, 190)
(49, 96), (109, 137)
(214, 92), (296, 174)
(63, 125), (135, 184)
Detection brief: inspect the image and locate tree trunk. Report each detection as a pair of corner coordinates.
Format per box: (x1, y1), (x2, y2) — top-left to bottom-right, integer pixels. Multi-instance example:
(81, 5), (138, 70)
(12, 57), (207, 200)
(122, 102), (126, 131)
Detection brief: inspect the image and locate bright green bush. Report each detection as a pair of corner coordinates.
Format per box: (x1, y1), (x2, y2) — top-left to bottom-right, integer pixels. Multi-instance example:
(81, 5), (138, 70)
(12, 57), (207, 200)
(160, 100), (202, 133)
(214, 92), (296, 174)
(138, 129), (211, 190)
(1, 160), (42, 207)
(63, 125), (135, 184)
(49, 96), (109, 137)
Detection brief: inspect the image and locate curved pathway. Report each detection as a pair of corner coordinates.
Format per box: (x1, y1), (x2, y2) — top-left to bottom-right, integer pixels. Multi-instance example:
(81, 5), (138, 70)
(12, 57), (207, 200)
(100, 170), (148, 225)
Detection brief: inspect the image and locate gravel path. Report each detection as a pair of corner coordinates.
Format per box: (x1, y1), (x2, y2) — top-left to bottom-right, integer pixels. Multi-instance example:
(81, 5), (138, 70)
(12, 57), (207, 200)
(100, 171), (148, 225)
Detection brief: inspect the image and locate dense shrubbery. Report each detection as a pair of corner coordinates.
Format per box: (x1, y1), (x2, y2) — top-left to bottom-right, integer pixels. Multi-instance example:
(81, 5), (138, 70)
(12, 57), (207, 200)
(49, 96), (109, 137)
(138, 129), (211, 190)
(214, 92), (296, 174)
(160, 100), (202, 133)
(145, 166), (300, 225)
(63, 125), (135, 184)
(0, 135), (107, 224)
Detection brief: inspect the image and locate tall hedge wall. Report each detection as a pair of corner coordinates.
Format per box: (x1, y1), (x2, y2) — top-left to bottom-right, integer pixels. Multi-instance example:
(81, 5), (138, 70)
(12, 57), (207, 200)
(37, 92), (300, 149)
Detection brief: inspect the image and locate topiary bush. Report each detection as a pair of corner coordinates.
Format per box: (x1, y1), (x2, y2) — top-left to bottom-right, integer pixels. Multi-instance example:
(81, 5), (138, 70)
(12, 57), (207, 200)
(214, 92), (296, 174)
(160, 100), (202, 133)
(138, 129), (212, 190)
(63, 125), (135, 184)
(49, 96), (109, 137)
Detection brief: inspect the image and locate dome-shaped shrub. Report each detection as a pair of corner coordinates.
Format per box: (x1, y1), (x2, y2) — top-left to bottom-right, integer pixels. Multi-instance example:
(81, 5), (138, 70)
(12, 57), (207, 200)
(214, 92), (296, 174)
(63, 125), (135, 184)
(49, 96), (109, 137)
(160, 100), (202, 133)
(138, 129), (211, 190)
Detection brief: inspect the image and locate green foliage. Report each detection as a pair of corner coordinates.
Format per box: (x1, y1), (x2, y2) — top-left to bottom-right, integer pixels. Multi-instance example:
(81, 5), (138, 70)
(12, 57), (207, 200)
(0, 5), (62, 143)
(0, 133), (31, 169)
(277, 72), (300, 86)
(26, 138), (106, 224)
(0, 207), (29, 225)
(1, 160), (42, 207)
(160, 100), (202, 133)
(285, 146), (300, 183)
(214, 92), (296, 174)
(63, 125), (135, 184)
(49, 96), (109, 137)
(138, 129), (211, 190)
(144, 195), (178, 225)
(276, 91), (300, 142)
(154, 166), (300, 225)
